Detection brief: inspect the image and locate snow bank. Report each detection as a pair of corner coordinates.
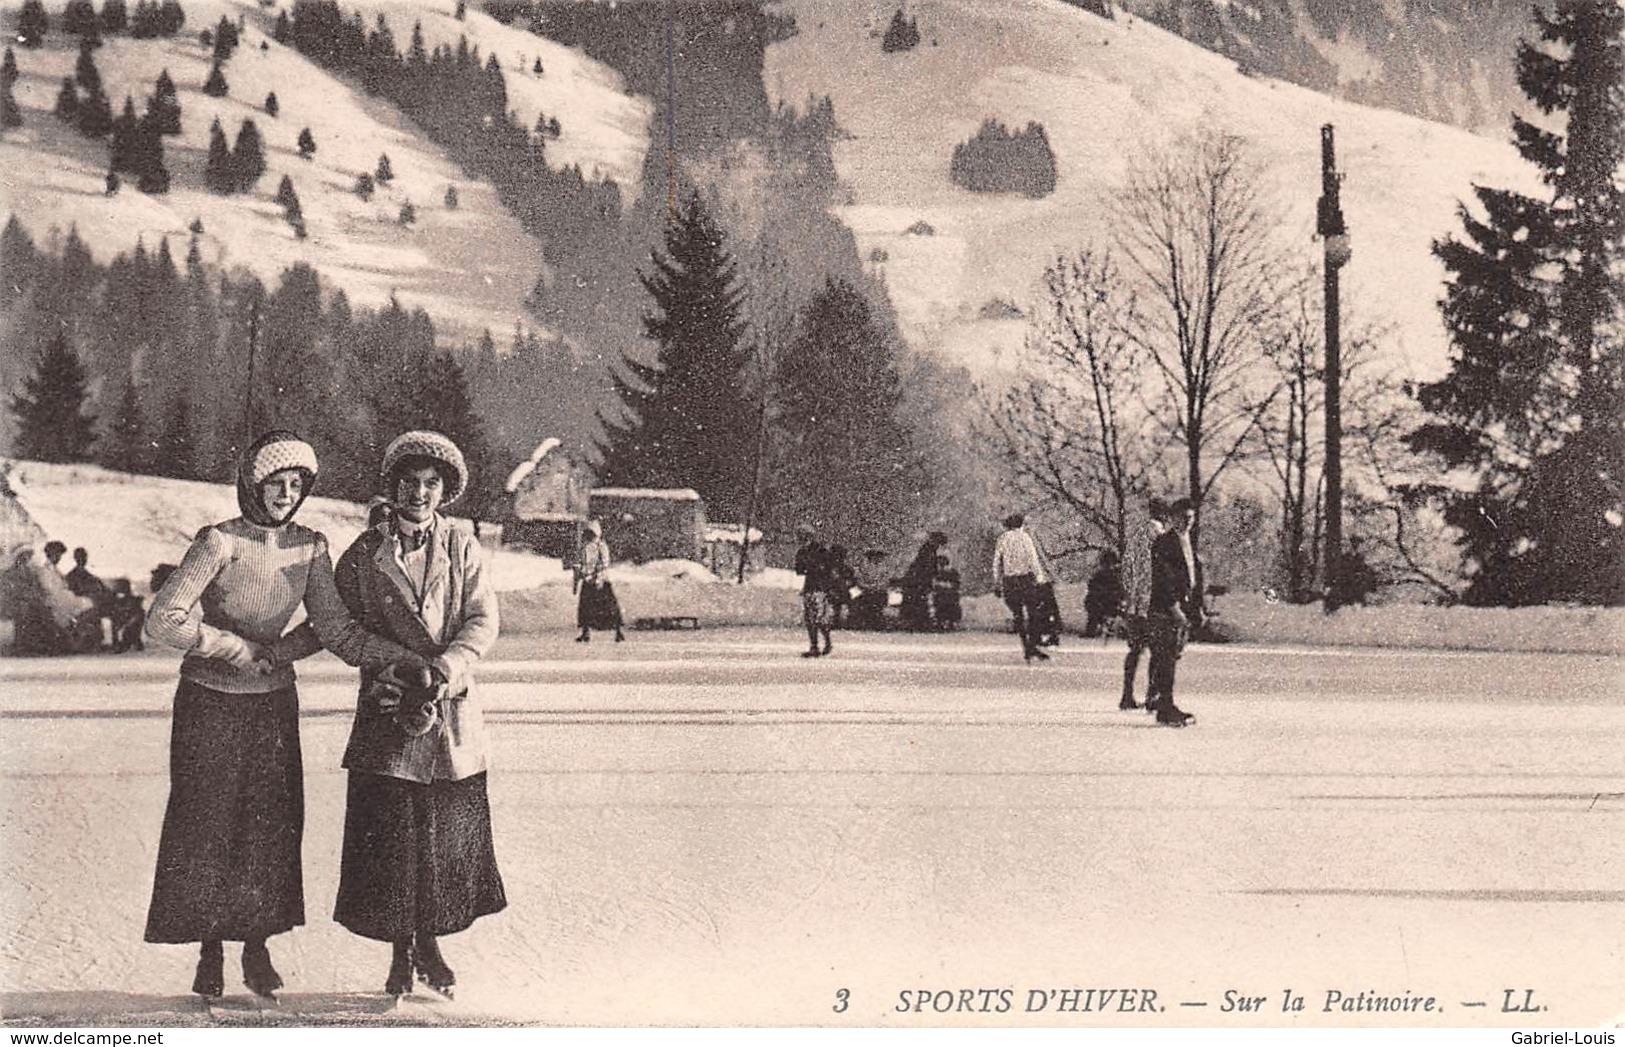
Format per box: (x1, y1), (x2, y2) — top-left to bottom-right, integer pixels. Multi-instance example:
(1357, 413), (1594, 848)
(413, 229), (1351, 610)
(2, 460), (567, 593)
(603, 559), (721, 585)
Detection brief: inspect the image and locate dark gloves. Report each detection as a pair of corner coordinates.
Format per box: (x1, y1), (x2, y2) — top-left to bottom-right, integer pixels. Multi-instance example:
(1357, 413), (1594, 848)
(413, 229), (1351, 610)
(369, 660), (448, 738)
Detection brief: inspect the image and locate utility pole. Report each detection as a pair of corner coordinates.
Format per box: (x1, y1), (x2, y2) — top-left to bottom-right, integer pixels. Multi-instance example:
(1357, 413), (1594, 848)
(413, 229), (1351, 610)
(244, 296), (260, 445)
(1317, 124), (1351, 612)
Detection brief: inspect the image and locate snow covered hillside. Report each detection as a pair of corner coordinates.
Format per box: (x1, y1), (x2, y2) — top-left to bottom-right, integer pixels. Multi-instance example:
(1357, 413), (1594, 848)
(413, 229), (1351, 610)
(0, 0), (650, 339)
(3, 458), (571, 591)
(766, 0), (1542, 381)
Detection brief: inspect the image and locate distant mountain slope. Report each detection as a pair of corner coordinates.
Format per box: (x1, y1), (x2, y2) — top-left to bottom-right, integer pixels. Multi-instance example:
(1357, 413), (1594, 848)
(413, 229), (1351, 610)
(1115, 0), (1531, 134)
(766, 0), (1541, 380)
(0, 0), (650, 339)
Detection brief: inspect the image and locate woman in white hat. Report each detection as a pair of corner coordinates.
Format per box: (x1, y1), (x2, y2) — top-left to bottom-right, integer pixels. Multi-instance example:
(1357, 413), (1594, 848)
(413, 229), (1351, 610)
(144, 431), (422, 1004)
(331, 430), (505, 1000)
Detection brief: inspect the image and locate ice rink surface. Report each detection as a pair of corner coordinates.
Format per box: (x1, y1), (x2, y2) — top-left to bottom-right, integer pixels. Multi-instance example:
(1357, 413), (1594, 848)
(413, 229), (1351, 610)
(2, 631), (1622, 1027)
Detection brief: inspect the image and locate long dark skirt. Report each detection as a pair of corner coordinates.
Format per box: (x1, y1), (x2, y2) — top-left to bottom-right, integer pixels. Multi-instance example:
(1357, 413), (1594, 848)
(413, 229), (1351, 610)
(145, 679), (304, 944)
(334, 772), (507, 942)
(576, 580), (622, 631)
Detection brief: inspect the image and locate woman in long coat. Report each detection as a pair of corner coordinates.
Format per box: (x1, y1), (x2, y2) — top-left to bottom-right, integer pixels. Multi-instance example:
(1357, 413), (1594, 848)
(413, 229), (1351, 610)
(332, 430), (506, 999)
(144, 431), (420, 1002)
(574, 518), (623, 643)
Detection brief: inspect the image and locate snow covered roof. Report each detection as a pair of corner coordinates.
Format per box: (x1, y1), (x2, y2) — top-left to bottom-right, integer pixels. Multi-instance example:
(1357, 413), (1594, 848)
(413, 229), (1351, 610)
(590, 488), (702, 502)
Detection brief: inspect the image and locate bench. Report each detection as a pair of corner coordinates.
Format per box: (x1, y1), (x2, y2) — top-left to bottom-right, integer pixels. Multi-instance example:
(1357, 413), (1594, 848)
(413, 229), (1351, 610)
(631, 615), (700, 631)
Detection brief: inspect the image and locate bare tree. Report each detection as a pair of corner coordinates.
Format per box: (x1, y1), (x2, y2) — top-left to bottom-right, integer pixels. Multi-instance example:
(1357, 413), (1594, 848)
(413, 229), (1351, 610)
(1118, 132), (1288, 547)
(981, 249), (1154, 555)
(734, 231), (796, 580)
(1256, 278), (1464, 603)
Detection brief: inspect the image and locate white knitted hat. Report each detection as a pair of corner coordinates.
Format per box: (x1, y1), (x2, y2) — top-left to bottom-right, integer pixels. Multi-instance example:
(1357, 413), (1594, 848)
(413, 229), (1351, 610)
(381, 430), (467, 507)
(248, 437), (318, 486)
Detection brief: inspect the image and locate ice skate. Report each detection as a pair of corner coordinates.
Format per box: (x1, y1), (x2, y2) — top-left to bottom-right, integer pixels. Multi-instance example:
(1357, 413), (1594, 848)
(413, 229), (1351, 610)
(1155, 704), (1195, 728)
(240, 940), (282, 1005)
(192, 941), (224, 1005)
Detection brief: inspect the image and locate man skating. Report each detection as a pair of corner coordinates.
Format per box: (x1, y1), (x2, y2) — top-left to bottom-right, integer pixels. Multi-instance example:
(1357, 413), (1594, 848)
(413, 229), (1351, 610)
(1146, 497), (1202, 726)
(992, 513), (1050, 662)
(793, 523), (834, 657)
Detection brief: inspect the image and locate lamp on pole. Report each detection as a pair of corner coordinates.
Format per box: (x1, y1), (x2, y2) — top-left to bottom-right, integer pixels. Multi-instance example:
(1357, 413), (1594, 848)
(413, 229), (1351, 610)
(1317, 124), (1351, 612)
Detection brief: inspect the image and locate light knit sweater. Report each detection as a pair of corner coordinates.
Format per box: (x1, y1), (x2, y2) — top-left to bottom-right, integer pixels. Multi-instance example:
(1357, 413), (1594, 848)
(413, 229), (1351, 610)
(146, 517), (415, 693)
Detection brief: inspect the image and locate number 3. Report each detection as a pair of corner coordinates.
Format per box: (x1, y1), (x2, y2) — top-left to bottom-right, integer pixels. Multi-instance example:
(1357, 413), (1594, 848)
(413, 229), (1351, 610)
(833, 988), (850, 1013)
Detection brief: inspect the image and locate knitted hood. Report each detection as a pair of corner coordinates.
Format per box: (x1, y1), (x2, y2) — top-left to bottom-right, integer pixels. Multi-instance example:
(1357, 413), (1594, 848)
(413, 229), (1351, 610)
(237, 430), (318, 527)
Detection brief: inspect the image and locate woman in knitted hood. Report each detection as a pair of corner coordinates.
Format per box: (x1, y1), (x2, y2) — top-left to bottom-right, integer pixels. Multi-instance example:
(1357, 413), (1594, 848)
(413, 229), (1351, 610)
(330, 430), (505, 1001)
(144, 431), (423, 1004)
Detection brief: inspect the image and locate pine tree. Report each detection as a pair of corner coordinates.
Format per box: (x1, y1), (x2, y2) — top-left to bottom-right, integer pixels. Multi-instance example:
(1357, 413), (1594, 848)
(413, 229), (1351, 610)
(99, 371), (156, 474)
(134, 113), (169, 193)
(104, 169), (120, 194)
(77, 84), (112, 138)
(881, 8), (920, 52)
(354, 172), (374, 199)
(156, 0), (181, 34)
(1409, 0), (1625, 606)
(532, 56), (542, 75)
(1, 51), (21, 129)
(398, 200), (416, 225)
(100, 0), (128, 35)
(454, 0), (465, 20)
(63, 0), (97, 36)
(273, 9), (290, 43)
(11, 333), (98, 462)
(202, 57), (227, 97)
(443, 184), (459, 209)
(74, 38), (101, 94)
(275, 173), (298, 212)
(770, 277), (922, 546)
(110, 95), (139, 172)
(1, 76), (20, 129)
(264, 90), (278, 116)
(204, 116), (233, 191)
(296, 126), (315, 158)
(53, 77), (78, 124)
(156, 388), (197, 479)
(231, 118), (265, 190)
(597, 192), (756, 520)
(375, 152), (393, 183)
(211, 14), (236, 61)
(146, 69), (180, 135)
(18, 0), (48, 47)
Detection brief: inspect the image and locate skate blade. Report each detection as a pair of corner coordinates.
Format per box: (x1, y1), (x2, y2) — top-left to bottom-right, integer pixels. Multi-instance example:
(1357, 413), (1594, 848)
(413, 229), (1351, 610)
(206, 995), (278, 1018)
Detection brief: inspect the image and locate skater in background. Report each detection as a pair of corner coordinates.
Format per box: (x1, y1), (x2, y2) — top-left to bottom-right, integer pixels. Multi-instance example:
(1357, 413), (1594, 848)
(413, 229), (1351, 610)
(1118, 498), (1164, 710)
(931, 551), (963, 631)
(1, 541), (95, 654)
(1083, 549), (1125, 638)
(848, 548), (892, 631)
(992, 513), (1050, 662)
(574, 519), (624, 643)
(144, 431), (419, 1003)
(826, 544), (857, 627)
(64, 546), (109, 603)
(900, 532), (947, 631)
(332, 430), (507, 1000)
(1147, 496), (1202, 726)
(66, 546), (146, 652)
(793, 522), (834, 657)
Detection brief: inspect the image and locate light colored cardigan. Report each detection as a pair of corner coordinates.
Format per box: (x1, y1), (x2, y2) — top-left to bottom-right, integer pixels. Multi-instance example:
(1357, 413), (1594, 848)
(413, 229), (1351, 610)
(334, 515), (500, 784)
